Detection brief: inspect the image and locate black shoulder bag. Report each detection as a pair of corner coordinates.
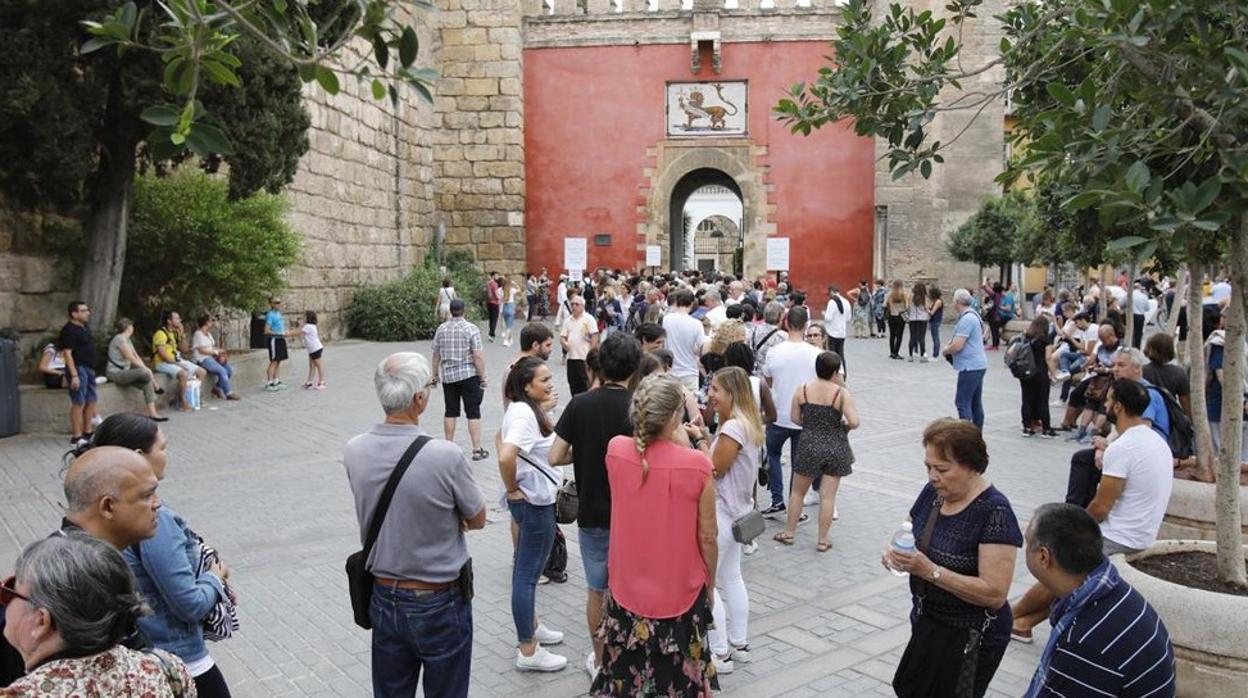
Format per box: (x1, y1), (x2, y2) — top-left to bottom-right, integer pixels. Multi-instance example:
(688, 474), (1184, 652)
(346, 436), (431, 629)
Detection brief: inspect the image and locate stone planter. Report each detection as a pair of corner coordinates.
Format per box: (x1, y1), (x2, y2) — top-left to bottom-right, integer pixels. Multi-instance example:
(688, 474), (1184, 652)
(1160, 479), (1248, 544)
(1114, 540), (1248, 697)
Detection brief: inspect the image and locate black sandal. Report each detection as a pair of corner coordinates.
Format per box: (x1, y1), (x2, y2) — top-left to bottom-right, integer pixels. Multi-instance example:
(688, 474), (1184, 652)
(471, 448), (490, 461)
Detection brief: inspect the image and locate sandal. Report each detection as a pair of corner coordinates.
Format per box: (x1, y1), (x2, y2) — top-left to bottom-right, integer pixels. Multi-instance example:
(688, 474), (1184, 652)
(471, 448), (490, 461)
(816, 541), (833, 553)
(772, 532), (795, 546)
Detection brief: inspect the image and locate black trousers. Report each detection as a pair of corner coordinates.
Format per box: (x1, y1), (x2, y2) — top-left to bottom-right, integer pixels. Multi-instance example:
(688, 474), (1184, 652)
(567, 359), (589, 396)
(988, 319), (1005, 348)
(1132, 313), (1145, 348)
(828, 336), (846, 376)
(527, 294), (537, 321)
(908, 320), (927, 357)
(194, 665), (232, 698)
(1065, 447), (1101, 508)
(893, 614), (1007, 698)
(487, 304), (500, 338)
(1020, 376), (1051, 431)
(888, 316), (906, 357)
(875, 314), (886, 335)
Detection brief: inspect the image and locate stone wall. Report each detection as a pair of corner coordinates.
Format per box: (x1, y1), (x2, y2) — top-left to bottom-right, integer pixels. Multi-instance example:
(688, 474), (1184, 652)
(0, 207), (78, 361)
(432, 0), (527, 279)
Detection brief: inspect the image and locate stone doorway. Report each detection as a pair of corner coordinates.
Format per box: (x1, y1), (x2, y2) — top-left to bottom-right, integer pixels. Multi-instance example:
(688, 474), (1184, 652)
(670, 169), (742, 273)
(638, 139), (773, 277)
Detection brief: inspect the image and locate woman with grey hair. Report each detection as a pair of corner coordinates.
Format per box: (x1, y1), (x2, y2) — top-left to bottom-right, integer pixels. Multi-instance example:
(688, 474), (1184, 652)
(1, 532), (195, 696)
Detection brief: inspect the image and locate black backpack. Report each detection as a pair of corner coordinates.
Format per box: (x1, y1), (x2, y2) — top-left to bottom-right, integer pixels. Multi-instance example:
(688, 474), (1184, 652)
(1146, 385), (1195, 459)
(1005, 336), (1038, 380)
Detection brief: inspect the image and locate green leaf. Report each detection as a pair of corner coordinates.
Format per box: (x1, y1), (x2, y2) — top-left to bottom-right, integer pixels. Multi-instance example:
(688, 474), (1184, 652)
(315, 66), (339, 95)
(201, 60), (241, 88)
(1091, 105), (1110, 132)
(185, 122), (234, 157)
(1191, 177), (1221, 214)
(1124, 161), (1149, 193)
(399, 27), (418, 68)
(371, 79), (386, 101)
(1135, 240), (1157, 264)
(140, 105), (181, 126)
(920, 159), (932, 179)
(1064, 192), (1101, 210)
(1105, 235), (1149, 250)
(1045, 82), (1075, 106)
(298, 64), (317, 83)
(81, 37), (112, 54)
(374, 37), (389, 70)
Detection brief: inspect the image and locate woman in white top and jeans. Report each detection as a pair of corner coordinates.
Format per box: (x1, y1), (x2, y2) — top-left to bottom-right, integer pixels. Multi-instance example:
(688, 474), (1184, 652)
(499, 356), (567, 672)
(192, 315), (240, 400)
(696, 366), (764, 674)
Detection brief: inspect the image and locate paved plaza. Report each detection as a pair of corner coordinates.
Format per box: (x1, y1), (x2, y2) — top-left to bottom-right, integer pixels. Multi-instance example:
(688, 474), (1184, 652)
(0, 324), (1073, 697)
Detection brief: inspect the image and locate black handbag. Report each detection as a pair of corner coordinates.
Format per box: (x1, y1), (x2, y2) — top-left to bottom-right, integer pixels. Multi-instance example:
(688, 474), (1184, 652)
(519, 451), (577, 525)
(345, 436), (431, 629)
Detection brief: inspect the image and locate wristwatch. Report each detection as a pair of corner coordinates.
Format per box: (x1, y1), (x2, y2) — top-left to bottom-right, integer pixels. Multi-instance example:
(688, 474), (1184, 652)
(929, 565), (942, 582)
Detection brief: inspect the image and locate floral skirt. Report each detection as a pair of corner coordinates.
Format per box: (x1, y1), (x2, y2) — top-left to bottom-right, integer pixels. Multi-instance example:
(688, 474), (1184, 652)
(590, 589), (720, 697)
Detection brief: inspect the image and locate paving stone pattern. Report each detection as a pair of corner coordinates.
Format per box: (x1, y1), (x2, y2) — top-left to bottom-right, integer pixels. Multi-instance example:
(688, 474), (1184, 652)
(0, 324), (1072, 697)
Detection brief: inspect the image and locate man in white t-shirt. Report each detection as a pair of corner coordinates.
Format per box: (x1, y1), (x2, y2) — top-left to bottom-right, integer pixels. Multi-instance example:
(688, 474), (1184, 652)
(559, 294), (599, 396)
(823, 284), (850, 375)
(1010, 378), (1173, 642)
(661, 289), (707, 392)
(703, 289), (728, 330)
(761, 305), (822, 519)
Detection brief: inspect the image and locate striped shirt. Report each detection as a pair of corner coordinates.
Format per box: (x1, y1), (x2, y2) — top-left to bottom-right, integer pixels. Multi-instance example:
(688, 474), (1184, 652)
(1032, 576), (1175, 697)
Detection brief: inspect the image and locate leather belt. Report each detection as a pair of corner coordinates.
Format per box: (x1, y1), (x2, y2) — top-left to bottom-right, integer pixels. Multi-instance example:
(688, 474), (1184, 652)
(374, 577), (455, 591)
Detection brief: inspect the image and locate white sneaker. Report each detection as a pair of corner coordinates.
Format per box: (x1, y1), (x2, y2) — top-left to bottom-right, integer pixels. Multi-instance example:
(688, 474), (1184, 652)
(533, 622), (564, 645)
(713, 654), (734, 674)
(730, 644), (752, 663)
(743, 540), (758, 556)
(803, 489), (819, 507)
(516, 645), (567, 672)
(833, 506), (839, 521)
(1052, 370), (1071, 383)
(585, 651), (599, 679)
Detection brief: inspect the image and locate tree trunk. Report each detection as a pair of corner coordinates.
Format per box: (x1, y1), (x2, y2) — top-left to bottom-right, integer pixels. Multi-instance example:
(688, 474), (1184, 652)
(1125, 260), (1137, 347)
(79, 73), (141, 328)
(1167, 268), (1186, 340)
(1187, 250), (1216, 482)
(1217, 220), (1248, 587)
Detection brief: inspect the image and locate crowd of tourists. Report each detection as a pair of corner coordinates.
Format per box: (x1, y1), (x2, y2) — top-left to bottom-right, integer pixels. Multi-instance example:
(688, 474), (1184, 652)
(9, 267), (1228, 697)
(41, 296), (325, 449)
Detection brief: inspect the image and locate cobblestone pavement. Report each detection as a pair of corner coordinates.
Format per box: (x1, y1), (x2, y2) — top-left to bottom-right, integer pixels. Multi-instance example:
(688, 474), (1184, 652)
(0, 323), (1077, 697)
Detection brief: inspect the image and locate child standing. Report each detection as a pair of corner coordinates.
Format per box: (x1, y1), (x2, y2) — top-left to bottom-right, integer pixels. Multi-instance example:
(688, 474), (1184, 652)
(301, 311), (325, 390)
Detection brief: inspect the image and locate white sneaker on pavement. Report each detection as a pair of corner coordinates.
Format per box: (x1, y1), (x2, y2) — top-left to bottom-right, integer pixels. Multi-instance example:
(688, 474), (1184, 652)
(803, 489), (819, 506)
(730, 644), (752, 663)
(743, 540), (758, 556)
(712, 654), (734, 675)
(516, 645), (567, 672)
(533, 622), (564, 645)
(585, 651), (599, 679)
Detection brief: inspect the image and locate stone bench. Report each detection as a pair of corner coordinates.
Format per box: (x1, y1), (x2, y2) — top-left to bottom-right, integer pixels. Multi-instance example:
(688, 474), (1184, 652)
(18, 349), (278, 435)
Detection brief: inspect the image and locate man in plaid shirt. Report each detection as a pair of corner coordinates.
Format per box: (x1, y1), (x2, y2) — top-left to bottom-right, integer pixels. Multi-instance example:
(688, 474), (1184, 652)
(431, 299), (490, 461)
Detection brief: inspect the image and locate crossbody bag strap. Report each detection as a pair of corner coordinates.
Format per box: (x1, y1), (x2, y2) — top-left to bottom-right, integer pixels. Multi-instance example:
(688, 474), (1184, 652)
(361, 436), (432, 564)
(754, 327), (781, 352)
(516, 449), (562, 486)
(915, 496), (943, 601)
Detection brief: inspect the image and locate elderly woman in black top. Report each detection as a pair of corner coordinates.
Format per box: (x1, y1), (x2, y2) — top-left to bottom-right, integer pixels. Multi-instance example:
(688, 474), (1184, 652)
(885, 419), (1022, 697)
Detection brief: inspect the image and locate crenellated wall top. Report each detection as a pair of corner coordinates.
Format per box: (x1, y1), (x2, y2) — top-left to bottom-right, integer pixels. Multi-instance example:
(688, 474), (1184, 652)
(523, 0), (847, 20)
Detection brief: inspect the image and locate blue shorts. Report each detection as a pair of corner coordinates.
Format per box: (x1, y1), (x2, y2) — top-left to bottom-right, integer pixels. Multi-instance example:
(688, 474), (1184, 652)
(578, 527), (610, 592)
(68, 366), (97, 405)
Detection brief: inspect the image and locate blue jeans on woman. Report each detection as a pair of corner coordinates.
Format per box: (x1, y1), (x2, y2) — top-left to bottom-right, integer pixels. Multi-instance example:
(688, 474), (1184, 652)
(370, 585), (472, 698)
(765, 424), (818, 508)
(507, 499), (556, 643)
(929, 319), (941, 352)
(199, 357), (234, 396)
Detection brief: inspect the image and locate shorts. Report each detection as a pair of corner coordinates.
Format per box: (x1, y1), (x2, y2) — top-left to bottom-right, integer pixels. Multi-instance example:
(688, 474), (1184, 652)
(268, 336), (289, 362)
(1103, 538), (1143, 557)
(154, 360), (197, 379)
(578, 527), (610, 592)
(67, 366), (97, 405)
(308, 348), (323, 360)
(443, 376), (483, 419)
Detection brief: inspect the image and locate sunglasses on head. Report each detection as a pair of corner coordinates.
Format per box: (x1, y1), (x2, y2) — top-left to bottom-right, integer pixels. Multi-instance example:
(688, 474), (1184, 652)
(1, 575), (30, 606)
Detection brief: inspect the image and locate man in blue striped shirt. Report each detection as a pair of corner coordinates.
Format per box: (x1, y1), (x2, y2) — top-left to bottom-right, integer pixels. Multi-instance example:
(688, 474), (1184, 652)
(1023, 503), (1175, 698)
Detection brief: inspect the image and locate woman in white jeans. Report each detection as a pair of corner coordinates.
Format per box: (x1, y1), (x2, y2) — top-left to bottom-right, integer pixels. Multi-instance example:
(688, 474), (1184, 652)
(701, 366), (764, 674)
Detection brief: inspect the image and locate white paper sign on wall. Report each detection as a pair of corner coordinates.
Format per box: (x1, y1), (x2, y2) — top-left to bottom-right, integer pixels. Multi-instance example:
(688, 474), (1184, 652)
(564, 237), (587, 272)
(766, 238), (790, 271)
(646, 245), (662, 267)
(569, 269), (583, 283)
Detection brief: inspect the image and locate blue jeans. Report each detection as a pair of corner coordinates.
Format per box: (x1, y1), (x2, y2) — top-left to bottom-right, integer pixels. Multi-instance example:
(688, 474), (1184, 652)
(765, 424), (817, 507)
(955, 369), (986, 428)
(578, 527), (610, 592)
(929, 319), (941, 351)
(199, 357), (234, 395)
(507, 499), (556, 643)
(1058, 351), (1086, 374)
(369, 585), (472, 698)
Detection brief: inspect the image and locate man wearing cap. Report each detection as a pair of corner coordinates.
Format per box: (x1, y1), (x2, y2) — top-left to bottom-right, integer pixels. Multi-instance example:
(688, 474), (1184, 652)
(264, 296), (296, 391)
(431, 299), (491, 461)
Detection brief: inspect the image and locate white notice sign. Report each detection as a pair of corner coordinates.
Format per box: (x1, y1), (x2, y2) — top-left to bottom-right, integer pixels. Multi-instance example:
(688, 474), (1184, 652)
(766, 237), (790, 271)
(569, 269), (583, 283)
(646, 245), (662, 267)
(564, 237), (587, 273)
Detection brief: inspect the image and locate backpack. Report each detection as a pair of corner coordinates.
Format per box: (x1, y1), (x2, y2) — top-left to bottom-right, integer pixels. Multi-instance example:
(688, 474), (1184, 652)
(1004, 336), (1038, 380)
(856, 291), (870, 307)
(1146, 385), (1195, 459)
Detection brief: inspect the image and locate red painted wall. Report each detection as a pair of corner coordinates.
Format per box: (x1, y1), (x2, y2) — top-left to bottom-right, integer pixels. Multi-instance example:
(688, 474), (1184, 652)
(523, 41), (875, 306)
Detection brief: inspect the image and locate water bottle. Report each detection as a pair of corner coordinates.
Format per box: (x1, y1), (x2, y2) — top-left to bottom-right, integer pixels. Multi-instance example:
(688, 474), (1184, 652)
(888, 521), (916, 577)
(187, 378), (202, 411)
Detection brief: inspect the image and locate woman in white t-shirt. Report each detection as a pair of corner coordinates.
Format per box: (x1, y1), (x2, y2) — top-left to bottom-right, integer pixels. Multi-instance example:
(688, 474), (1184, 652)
(300, 311), (325, 390)
(191, 314), (240, 400)
(435, 276), (456, 322)
(498, 356), (568, 672)
(699, 366), (764, 670)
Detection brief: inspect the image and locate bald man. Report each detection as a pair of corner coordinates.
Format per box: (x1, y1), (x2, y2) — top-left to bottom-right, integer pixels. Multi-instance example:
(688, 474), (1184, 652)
(61, 446), (161, 550)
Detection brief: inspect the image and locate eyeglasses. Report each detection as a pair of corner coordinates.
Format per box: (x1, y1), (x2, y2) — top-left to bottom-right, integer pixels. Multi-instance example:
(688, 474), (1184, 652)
(1, 575), (30, 606)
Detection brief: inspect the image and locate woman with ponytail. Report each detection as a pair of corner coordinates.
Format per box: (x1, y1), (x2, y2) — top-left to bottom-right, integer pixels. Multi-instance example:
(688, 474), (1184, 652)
(592, 374), (719, 696)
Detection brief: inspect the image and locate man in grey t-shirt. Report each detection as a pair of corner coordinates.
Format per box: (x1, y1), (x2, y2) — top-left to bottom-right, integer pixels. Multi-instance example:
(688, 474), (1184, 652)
(344, 351), (486, 698)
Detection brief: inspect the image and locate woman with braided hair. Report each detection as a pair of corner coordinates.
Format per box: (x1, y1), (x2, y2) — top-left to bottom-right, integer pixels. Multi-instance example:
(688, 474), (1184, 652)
(592, 374), (719, 696)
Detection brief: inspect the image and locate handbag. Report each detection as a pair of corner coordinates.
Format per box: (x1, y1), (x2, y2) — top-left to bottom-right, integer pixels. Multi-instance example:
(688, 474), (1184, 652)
(130, 527), (239, 642)
(520, 451), (578, 525)
(731, 510), (766, 544)
(1084, 373), (1112, 402)
(345, 435), (431, 629)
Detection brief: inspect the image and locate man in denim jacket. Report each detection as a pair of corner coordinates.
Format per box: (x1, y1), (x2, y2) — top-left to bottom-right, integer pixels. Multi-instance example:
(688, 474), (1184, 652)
(345, 352), (487, 698)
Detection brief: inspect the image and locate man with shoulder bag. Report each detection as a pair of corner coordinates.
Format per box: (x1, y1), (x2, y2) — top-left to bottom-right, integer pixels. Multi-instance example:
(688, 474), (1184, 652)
(344, 352), (486, 698)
